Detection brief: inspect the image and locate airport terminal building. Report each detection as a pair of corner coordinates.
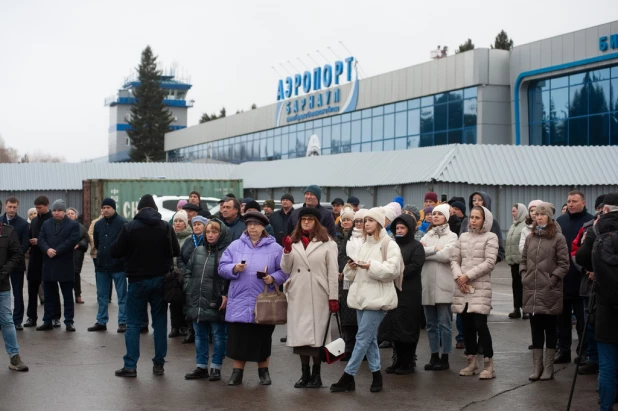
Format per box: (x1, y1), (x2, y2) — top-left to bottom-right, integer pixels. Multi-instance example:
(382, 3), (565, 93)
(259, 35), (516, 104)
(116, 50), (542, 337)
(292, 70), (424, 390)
(164, 21), (618, 163)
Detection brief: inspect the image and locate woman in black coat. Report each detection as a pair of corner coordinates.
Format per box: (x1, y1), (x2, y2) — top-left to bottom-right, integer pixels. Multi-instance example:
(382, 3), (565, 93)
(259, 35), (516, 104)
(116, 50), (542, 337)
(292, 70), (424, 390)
(382, 213), (425, 374)
(67, 208), (89, 304)
(335, 209), (358, 359)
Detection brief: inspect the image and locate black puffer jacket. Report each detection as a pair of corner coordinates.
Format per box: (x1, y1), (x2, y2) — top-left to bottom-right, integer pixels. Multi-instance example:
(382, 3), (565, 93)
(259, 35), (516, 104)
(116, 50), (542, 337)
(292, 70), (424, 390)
(183, 220), (232, 323)
(592, 212), (618, 344)
(556, 207), (594, 297)
(73, 223), (90, 274)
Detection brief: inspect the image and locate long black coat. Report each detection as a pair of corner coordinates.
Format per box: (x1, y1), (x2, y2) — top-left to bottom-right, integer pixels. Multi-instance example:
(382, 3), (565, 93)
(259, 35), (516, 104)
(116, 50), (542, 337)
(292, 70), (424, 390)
(556, 208), (594, 297)
(336, 229), (357, 326)
(73, 223), (89, 274)
(1, 214), (29, 272)
(378, 214), (425, 344)
(39, 216), (80, 283)
(28, 211), (52, 282)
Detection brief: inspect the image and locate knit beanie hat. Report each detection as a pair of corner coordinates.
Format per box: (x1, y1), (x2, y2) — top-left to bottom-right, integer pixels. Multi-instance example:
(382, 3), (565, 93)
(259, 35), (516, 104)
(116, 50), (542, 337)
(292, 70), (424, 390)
(281, 193), (295, 203)
(341, 209), (356, 221)
(424, 192), (438, 203)
(364, 207), (386, 228)
(177, 199), (188, 209)
(433, 203), (451, 221)
(528, 199), (543, 211)
(383, 202), (402, 223)
(304, 185), (322, 202)
(451, 200), (466, 215)
(137, 194), (157, 211)
(191, 215), (209, 226)
(603, 192), (618, 206)
(424, 206), (434, 215)
(264, 200), (276, 209)
(595, 194), (606, 210)
(354, 209), (367, 220)
(403, 204), (421, 221)
(52, 199), (66, 212)
(173, 210), (189, 226)
(535, 202), (555, 218)
(101, 198), (117, 210)
(393, 196), (404, 208)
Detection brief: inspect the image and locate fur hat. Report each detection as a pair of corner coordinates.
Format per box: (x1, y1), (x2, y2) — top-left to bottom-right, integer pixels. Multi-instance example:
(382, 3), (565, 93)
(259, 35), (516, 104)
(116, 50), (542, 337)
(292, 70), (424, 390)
(304, 185), (322, 202)
(173, 210), (189, 226)
(101, 198), (116, 210)
(137, 194), (157, 211)
(243, 211), (269, 226)
(528, 199), (543, 211)
(364, 207), (386, 228)
(424, 192), (438, 203)
(298, 207), (322, 221)
(433, 203), (451, 220)
(535, 202), (555, 218)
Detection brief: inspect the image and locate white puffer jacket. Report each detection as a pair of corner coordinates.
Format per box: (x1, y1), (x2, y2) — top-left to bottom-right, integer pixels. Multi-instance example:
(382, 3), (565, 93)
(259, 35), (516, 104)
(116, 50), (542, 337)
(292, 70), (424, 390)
(344, 228), (402, 311)
(419, 224), (458, 305)
(451, 206), (499, 315)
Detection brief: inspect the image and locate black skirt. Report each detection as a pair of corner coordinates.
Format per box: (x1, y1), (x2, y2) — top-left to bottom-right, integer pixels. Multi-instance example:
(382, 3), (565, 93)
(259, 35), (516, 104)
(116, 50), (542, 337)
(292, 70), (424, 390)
(227, 322), (276, 362)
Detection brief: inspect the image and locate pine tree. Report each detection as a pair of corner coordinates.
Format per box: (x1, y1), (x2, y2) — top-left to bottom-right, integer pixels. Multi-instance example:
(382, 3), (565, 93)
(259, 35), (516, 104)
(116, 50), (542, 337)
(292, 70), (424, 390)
(251, 103), (257, 110)
(199, 112), (211, 123)
(127, 46), (173, 162)
(491, 30), (514, 51)
(219, 107), (226, 118)
(456, 39), (475, 54)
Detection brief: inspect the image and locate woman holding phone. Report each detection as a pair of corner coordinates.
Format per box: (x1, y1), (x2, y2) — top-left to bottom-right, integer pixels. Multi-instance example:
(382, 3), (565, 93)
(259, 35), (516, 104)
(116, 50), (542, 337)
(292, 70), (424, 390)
(281, 207), (339, 389)
(218, 211), (287, 386)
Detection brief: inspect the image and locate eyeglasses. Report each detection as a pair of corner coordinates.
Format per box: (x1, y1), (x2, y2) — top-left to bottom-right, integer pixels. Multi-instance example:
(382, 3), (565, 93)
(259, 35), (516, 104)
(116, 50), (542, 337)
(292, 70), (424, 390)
(354, 219), (363, 224)
(301, 217), (315, 222)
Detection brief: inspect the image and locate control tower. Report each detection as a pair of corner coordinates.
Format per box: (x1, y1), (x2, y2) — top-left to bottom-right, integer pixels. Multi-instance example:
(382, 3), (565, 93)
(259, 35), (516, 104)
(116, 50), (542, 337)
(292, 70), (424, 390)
(105, 69), (193, 162)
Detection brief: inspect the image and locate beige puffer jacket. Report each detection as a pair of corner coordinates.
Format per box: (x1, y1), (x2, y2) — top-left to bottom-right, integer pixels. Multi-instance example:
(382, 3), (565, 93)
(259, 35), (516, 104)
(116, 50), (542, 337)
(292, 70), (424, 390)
(451, 206), (499, 315)
(520, 222), (569, 316)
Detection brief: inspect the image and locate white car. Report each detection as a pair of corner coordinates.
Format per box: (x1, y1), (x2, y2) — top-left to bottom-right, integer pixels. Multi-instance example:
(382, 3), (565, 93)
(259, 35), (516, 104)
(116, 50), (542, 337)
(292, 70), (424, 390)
(153, 195), (221, 221)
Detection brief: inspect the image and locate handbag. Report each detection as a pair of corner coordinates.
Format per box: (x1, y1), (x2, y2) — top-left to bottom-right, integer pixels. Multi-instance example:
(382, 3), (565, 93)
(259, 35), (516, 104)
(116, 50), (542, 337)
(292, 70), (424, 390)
(320, 313), (346, 364)
(163, 267), (184, 304)
(254, 267), (288, 325)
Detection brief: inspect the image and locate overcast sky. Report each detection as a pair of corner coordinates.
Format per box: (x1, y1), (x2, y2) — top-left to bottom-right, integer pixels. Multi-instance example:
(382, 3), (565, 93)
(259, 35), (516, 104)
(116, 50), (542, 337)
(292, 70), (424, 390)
(0, 0), (615, 162)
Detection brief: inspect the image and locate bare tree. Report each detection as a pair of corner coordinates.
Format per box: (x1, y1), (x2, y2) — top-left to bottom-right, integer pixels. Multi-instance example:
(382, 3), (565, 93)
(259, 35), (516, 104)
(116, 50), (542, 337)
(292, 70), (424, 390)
(0, 135), (20, 163)
(27, 151), (66, 163)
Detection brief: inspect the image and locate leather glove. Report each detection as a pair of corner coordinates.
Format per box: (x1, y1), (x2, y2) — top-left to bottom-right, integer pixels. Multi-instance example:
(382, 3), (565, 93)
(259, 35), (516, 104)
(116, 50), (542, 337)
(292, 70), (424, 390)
(550, 275), (560, 288)
(282, 235), (293, 254)
(329, 300), (339, 313)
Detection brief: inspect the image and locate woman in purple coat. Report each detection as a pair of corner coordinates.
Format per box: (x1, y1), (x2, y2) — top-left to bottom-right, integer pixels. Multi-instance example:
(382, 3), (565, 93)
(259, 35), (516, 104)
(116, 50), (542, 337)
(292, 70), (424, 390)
(219, 211), (287, 386)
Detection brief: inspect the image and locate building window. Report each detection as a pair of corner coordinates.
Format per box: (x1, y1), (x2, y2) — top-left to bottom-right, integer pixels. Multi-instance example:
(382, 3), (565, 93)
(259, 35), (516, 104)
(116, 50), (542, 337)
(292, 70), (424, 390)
(528, 63), (618, 146)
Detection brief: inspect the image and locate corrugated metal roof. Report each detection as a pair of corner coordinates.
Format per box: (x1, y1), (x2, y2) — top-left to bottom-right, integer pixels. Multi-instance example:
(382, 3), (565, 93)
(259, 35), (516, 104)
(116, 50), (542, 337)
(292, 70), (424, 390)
(0, 163), (238, 191)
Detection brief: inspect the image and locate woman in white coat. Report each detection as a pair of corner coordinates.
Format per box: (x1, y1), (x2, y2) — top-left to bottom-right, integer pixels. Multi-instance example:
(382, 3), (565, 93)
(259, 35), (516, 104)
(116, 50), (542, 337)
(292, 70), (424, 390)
(331, 207), (402, 394)
(451, 206), (499, 380)
(281, 207), (339, 389)
(419, 203), (458, 371)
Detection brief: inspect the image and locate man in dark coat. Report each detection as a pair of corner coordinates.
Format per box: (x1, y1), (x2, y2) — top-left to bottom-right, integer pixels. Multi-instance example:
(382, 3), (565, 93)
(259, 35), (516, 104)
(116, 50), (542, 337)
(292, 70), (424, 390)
(287, 185), (336, 238)
(555, 190), (594, 363)
(111, 194), (179, 378)
(268, 194), (295, 246)
(188, 191), (211, 218)
(24, 196), (60, 328)
(220, 198), (246, 241)
(0, 218), (29, 371)
(36, 199), (80, 332)
(2, 197), (30, 329)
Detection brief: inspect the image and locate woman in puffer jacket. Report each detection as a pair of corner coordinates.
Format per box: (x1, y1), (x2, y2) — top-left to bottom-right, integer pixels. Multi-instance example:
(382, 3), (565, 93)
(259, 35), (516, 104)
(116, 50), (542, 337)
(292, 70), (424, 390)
(420, 204), (458, 371)
(182, 218), (232, 382)
(520, 202), (569, 382)
(451, 206), (499, 380)
(505, 203), (528, 319)
(331, 207), (402, 394)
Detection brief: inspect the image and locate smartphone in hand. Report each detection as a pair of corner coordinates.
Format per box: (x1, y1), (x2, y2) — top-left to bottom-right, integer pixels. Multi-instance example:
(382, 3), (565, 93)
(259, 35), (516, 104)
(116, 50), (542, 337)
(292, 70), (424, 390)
(256, 271), (267, 279)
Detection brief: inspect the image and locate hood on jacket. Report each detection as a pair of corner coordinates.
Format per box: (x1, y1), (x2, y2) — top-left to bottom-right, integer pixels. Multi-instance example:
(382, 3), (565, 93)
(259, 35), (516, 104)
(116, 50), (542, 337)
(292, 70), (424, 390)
(134, 207), (163, 225)
(469, 191), (493, 212)
(207, 218), (233, 251)
(514, 203), (527, 224)
(597, 211), (618, 235)
(239, 231), (278, 249)
(468, 206), (493, 234)
(391, 214), (416, 245)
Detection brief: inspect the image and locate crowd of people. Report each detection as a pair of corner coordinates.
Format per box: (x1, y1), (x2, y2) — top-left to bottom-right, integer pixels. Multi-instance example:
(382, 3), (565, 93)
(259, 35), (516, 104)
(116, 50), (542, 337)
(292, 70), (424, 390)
(0, 188), (616, 409)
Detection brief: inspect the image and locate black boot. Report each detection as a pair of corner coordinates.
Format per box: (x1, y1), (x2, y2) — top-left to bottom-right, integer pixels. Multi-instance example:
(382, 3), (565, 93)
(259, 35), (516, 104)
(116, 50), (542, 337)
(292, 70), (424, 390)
(330, 372), (355, 392)
(258, 367), (271, 385)
(433, 354), (450, 371)
(370, 370), (383, 393)
(424, 352), (440, 370)
(395, 351), (415, 374)
(294, 364), (311, 388)
(386, 347), (400, 374)
(306, 363), (322, 388)
(168, 328), (181, 338)
(227, 368), (244, 386)
(182, 327), (195, 344)
(554, 350), (571, 364)
(508, 308), (521, 319)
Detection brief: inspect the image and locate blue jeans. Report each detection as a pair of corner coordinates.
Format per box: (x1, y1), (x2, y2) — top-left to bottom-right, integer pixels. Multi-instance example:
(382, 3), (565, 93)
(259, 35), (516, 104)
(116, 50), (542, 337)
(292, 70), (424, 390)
(0, 291), (19, 356)
(43, 281), (74, 325)
(194, 321), (227, 369)
(9, 271), (24, 326)
(344, 310), (386, 376)
(455, 314), (464, 343)
(597, 342), (618, 411)
(424, 304), (453, 354)
(96, 271), (127, 325)
(123, 277), (167, 370)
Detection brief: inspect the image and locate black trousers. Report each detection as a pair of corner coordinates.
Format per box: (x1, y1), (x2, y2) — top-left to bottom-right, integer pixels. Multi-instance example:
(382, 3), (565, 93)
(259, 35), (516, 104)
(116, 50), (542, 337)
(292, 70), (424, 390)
(530, 314), (558, 349)
(394, 341), (417, 366)
(557, 297), (585, 353)
(27, 278), (60, 321)
(74, 271), (82, 298)
(461, 305), (494, 358)
(169, 302), (188, 329)
(342, 325), (358, 354)
(510, 264), (523, 309)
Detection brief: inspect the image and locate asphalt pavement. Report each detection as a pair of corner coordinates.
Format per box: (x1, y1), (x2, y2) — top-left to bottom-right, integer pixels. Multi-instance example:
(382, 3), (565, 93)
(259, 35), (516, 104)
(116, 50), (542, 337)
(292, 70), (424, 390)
(0, 258), (599, 411)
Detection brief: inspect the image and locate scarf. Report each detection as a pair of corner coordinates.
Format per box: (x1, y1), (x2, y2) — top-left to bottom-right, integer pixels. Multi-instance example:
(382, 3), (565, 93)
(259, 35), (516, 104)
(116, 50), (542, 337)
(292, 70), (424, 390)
(428, 223), (449, 237)
(301, 230), (312, 249)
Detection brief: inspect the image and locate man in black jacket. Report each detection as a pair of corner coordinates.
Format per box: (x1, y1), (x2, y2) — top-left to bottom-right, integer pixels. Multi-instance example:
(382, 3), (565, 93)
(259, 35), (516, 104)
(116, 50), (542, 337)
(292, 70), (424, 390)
(0, 220), (29, 371)
(287, 185), (336, 238)
(555, 190), (595, 363)
(189, 191), (211, 218)
(2, 197), (30, 329)
(88, 198), (128, 333)
(111, 195), (179, 378)
(269, 193), (294, 245)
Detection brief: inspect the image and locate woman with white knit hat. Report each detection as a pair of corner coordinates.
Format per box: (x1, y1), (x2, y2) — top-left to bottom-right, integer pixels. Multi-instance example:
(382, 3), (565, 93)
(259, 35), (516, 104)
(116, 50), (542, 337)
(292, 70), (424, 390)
(419, 203), (458, 371)
(519, 200), (543, 254)
(331, 207), (402, 394)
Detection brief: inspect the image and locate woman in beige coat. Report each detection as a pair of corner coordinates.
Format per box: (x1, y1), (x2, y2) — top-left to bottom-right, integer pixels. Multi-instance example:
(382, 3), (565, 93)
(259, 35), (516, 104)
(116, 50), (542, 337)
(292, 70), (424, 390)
(281, 207), (339, 389)
(451, 206), (499, 379)
(520, 202), (569, 381)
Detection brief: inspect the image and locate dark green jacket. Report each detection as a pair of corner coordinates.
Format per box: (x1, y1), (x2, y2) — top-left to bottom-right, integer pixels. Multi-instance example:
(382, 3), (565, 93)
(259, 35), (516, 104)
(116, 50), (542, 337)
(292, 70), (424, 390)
(183, 220), (232, 323)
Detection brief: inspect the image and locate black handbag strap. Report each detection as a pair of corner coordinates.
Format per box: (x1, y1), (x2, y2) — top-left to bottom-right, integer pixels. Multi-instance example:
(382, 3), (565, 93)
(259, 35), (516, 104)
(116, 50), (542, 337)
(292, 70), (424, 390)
(322, 312), (343, 347)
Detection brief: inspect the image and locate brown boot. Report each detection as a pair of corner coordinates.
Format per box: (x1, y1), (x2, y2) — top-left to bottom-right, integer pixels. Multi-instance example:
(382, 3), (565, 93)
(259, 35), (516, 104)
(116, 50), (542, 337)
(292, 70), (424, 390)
(459, 355), (480, 376)
(529, 349), (543, 381)
(540, 349), (555, 380)
(479, 358), (495, 380)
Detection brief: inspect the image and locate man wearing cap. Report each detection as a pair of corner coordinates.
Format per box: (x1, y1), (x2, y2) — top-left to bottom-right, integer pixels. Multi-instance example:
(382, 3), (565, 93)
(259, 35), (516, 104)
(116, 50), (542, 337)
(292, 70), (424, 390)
(270, 194), (295, 246)
(36, 199), (80, 332)
(182, 202), (200, 223)
(88, 198), (129, 333)
(111, 194), (180, 378)
(221, 198), (246, 241)
(347, 196), (360, 213)
(263, 200), (276, 218)
(331, 198), (344, 225)
(288, 186), (336, 238)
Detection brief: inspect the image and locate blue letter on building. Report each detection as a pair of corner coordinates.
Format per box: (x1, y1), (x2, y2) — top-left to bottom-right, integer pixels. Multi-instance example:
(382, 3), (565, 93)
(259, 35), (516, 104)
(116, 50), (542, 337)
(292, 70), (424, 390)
(294, 74), (302, 96)
(302, 71), (312, 93)
(334, 61), (344, 85)
(323, 64), (333, 88)
(285, 77), (293, 98)
(611, 34), (618, 50)
(345, 56), (354, 81)
(313, 67), (322, 91)
(600, 36), (608, 52)
(277, 80), (285, 101)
